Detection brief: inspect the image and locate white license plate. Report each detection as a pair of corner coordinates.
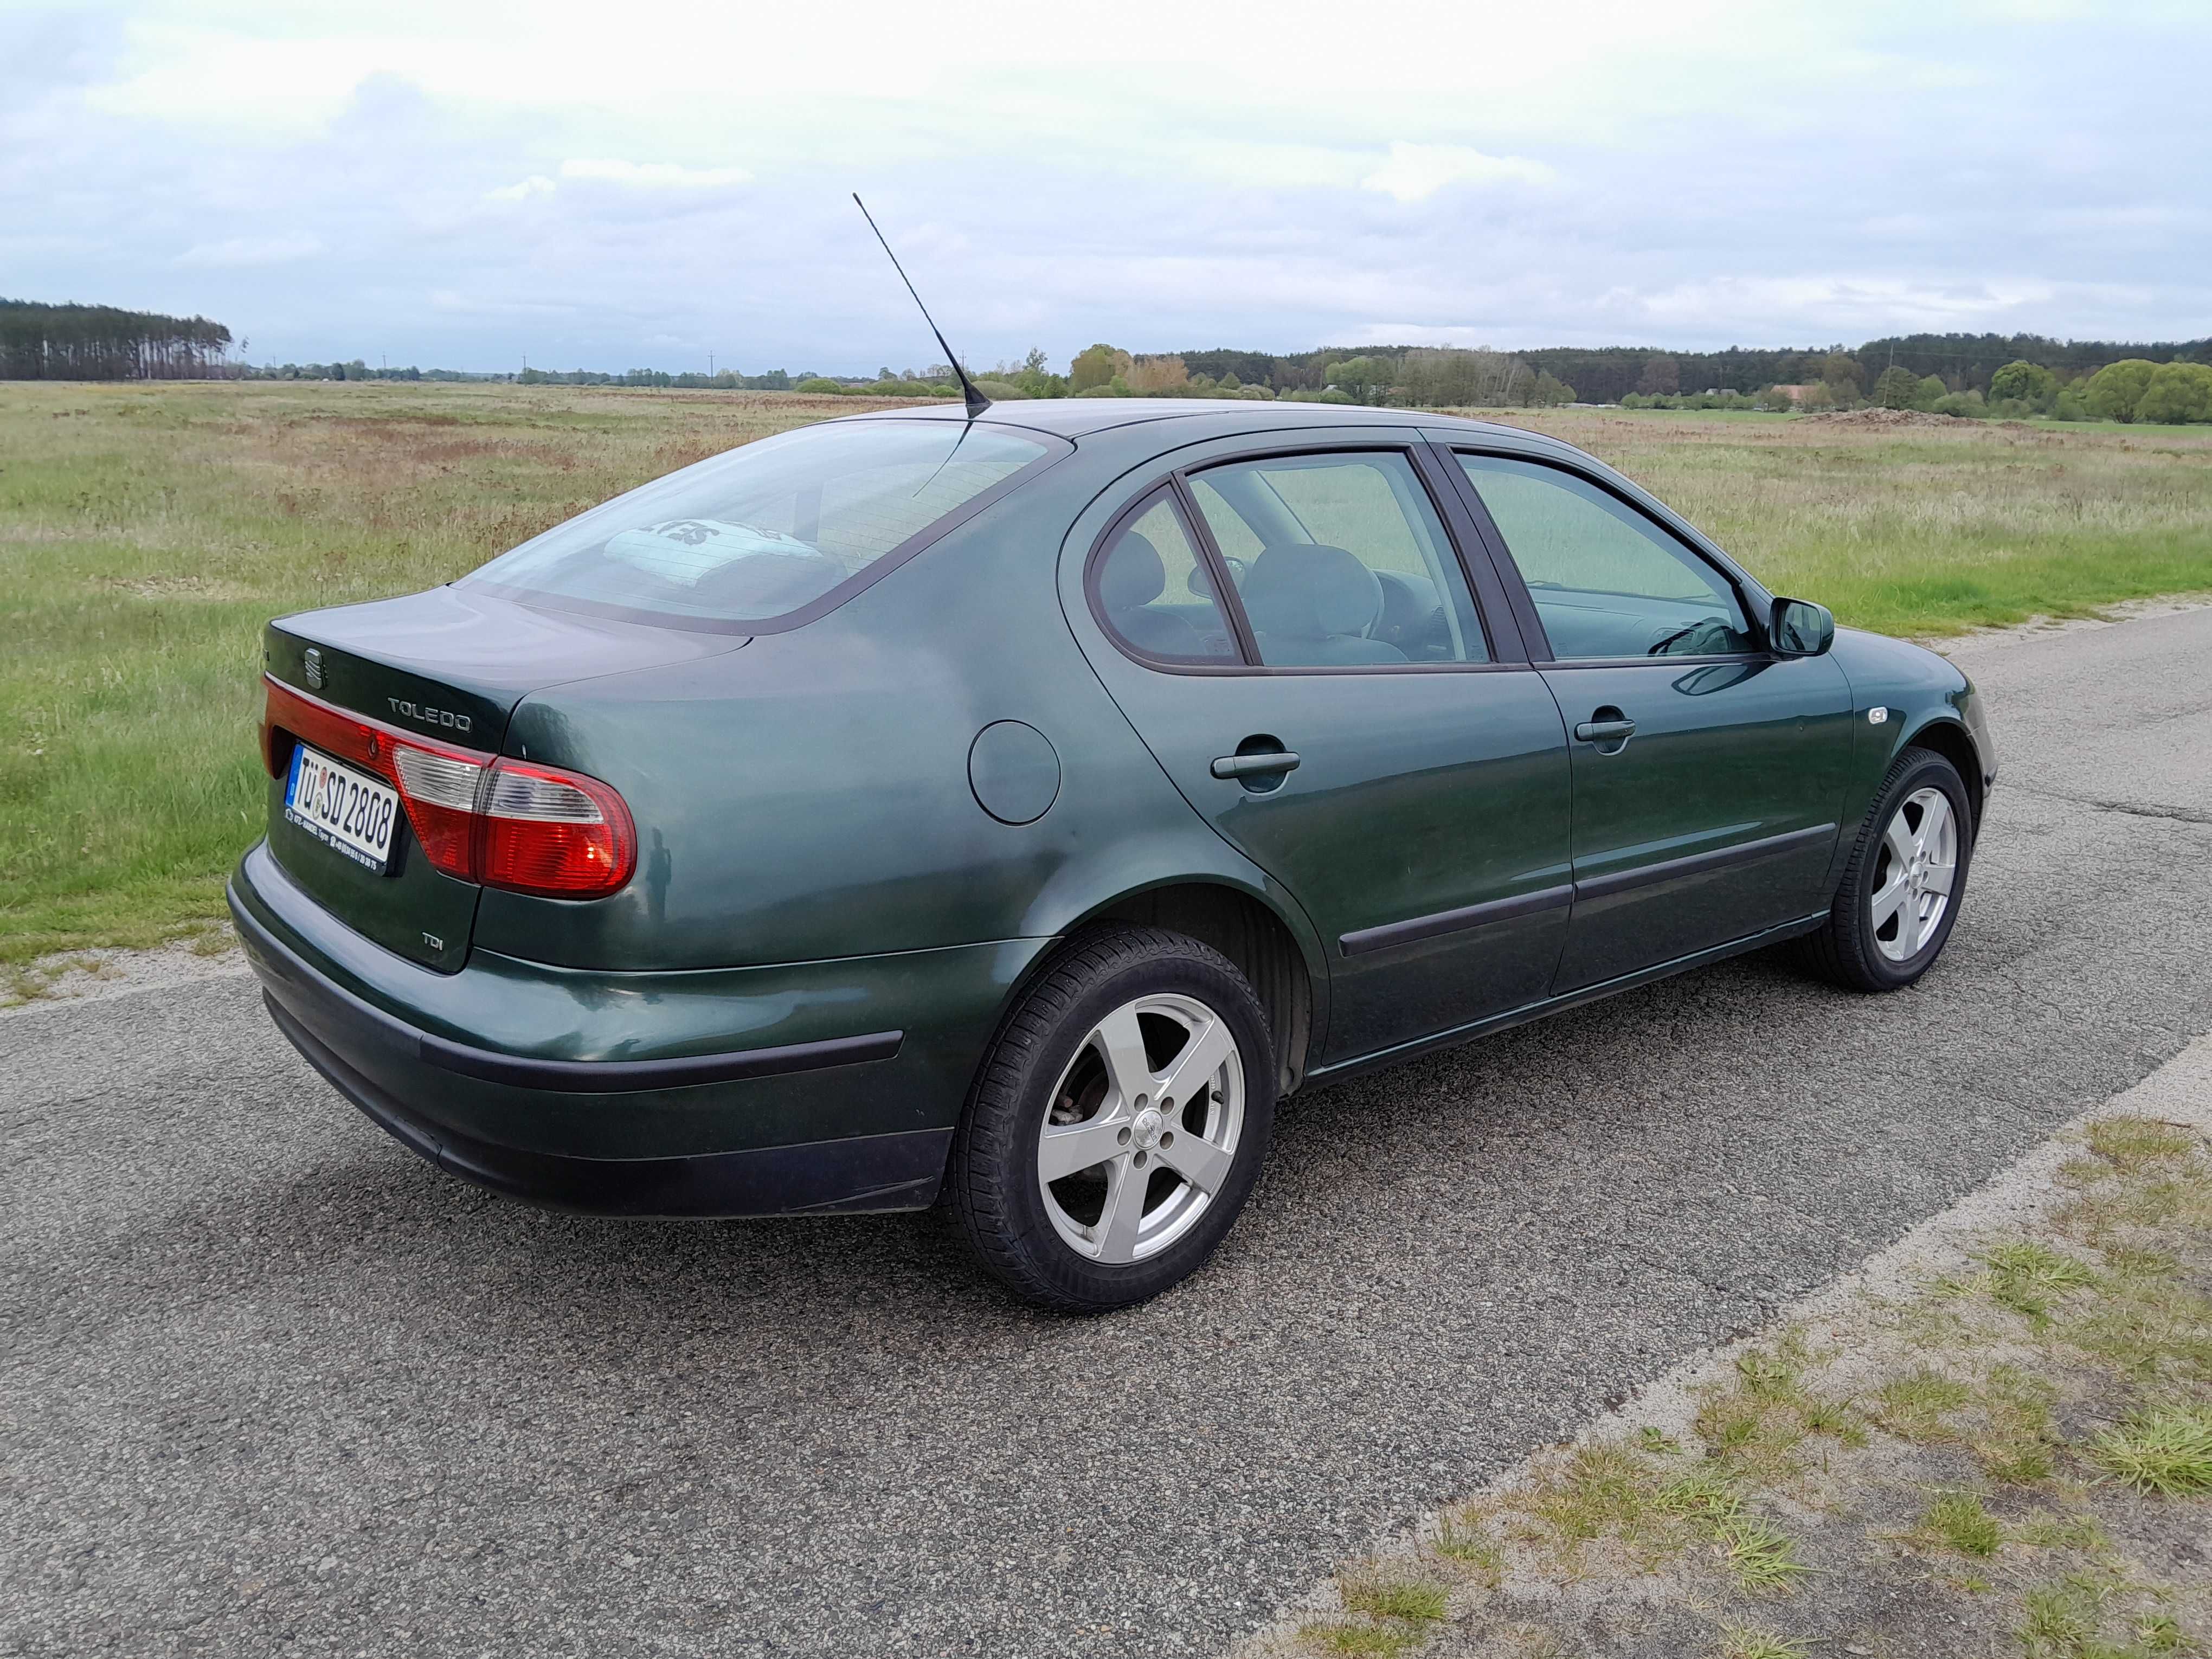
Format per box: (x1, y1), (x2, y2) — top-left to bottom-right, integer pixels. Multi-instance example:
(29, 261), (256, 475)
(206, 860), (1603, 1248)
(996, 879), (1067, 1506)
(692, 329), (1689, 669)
(285, 744), (401, 873)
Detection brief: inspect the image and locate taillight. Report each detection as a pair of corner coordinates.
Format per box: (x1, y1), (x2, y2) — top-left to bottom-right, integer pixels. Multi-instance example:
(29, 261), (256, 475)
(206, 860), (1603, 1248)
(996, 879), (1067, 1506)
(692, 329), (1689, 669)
(261, 675), (636, 898)
(478, 760), (635, 897)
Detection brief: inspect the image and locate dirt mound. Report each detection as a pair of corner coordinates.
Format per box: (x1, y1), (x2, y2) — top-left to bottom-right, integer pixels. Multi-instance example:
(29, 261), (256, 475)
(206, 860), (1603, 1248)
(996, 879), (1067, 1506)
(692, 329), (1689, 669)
(1798, 407), (1959, 427)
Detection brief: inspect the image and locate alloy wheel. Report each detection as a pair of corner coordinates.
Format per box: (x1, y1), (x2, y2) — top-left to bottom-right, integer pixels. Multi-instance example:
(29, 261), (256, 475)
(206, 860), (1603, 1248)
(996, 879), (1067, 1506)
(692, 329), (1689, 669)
(1870, 785), (1958, 961)
(1035, 993), (1245, 1264)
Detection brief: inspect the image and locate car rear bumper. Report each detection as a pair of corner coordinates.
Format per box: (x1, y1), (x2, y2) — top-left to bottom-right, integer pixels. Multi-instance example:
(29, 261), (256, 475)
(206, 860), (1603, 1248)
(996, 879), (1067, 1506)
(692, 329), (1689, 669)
(229, 841), (1047, 1217)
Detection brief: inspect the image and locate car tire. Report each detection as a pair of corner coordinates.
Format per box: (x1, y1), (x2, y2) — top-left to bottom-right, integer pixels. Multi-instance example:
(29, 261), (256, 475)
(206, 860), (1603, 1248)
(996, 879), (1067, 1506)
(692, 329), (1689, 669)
(1798, 745), (1975, 992)
(949, 924), (1276, 1314)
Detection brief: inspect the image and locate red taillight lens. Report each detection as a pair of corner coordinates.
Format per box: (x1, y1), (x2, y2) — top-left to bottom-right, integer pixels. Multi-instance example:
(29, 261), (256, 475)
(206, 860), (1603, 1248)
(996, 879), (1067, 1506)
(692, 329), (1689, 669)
(261, 674), (634, 899)
(477, 760), (636, 897)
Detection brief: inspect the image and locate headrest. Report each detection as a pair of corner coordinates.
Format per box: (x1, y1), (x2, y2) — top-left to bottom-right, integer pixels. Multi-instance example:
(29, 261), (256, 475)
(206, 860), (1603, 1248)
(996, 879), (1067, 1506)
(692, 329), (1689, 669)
(1099, 531), (1167, 612)
(1241, 544), (1383, 640)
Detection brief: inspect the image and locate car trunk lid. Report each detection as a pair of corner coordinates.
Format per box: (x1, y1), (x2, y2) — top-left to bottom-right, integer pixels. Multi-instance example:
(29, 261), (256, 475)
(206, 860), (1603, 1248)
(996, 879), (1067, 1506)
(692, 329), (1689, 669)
(261, 586), (745, 970)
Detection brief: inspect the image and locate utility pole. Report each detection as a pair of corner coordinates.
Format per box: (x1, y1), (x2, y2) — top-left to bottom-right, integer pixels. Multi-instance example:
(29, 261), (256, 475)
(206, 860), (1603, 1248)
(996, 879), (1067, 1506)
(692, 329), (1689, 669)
(709, 352), (715, 378)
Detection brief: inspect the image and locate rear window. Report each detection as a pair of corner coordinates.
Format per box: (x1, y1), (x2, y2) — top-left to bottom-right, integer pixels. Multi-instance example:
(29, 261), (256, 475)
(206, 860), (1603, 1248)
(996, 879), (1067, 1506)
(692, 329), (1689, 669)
(465, 419), (1052, 630)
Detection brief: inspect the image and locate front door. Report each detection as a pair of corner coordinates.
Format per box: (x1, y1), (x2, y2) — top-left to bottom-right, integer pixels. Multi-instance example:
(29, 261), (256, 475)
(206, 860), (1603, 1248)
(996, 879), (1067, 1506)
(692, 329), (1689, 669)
(1070, 447), (1575, 1063)
(1449, 451), (1856, 992)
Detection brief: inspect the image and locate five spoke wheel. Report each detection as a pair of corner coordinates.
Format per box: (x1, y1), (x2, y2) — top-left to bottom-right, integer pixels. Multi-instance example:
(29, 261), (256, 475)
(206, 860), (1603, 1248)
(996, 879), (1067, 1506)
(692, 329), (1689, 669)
(1036, 993), (1244, 1264)
(1869, 785), (1957, 962)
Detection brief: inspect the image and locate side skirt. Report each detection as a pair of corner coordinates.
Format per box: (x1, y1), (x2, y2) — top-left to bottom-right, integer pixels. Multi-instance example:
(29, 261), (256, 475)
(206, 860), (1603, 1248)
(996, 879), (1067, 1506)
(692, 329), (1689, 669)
(1301, 911), (1828, 1091)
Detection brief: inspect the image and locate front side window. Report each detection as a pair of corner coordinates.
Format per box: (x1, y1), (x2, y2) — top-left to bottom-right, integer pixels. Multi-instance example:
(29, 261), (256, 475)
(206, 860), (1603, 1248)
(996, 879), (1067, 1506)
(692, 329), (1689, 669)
(1091, 491), (1239, 663)
(1456, 454), (1754, 660)
(1186, 451), (1489, 667)
(467, 420), (1050, 628)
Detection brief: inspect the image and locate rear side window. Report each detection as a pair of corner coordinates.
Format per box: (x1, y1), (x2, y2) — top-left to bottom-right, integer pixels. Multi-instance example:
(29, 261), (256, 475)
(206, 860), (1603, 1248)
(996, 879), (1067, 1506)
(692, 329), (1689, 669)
(466, 420), (1051, 629)
(1091, 491), (1239, 663)
(1187, 452), (1489, 666)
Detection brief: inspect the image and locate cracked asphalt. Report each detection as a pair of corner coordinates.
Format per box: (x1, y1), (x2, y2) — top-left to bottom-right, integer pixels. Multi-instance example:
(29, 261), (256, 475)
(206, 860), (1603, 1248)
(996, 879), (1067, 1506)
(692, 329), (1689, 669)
(7, 606), (2211, 1658)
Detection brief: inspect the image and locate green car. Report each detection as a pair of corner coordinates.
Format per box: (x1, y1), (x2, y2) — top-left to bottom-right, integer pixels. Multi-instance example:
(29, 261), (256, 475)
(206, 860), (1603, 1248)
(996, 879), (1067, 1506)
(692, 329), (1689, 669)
(231, 401), (1996, 1312)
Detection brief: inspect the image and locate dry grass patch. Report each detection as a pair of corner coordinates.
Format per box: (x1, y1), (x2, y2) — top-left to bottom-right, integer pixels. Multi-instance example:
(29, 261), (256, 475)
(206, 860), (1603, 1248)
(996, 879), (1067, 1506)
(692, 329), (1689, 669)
(1247, 1114), (2212, 1659)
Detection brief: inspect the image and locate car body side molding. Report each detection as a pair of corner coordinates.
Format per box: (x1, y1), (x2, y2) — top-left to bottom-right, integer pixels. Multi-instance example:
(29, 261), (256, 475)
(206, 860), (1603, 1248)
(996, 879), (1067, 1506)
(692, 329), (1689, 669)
(1571, 822), (1838, 902)
(1336, 825), (1836, 957)
(1338, 883), (1574, 957)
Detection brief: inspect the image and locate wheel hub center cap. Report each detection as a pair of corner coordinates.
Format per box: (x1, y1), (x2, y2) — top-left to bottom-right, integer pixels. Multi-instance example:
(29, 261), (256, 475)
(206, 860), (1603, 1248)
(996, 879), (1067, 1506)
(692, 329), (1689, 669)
(1130, 1106), (1165, 1150)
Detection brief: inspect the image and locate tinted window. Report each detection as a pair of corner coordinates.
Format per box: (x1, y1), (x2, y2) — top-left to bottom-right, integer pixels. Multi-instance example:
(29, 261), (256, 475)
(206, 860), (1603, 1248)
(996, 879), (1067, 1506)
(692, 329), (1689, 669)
(1457, 455), (1754, 660)
(467, 420), (1049, 627)
(1092, 492), (1238, 663)
(1187, 452), (1488, 667)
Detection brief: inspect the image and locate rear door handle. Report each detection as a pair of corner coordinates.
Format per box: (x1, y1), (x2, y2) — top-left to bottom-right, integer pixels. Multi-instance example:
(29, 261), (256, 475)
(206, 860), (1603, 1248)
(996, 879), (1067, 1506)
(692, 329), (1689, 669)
(1572, 718), (1637, 744)
(1211, 751), (1301, 779)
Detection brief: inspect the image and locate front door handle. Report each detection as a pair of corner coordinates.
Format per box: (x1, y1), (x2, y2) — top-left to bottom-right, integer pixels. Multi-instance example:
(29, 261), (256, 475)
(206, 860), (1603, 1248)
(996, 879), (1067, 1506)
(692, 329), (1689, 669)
(1572, 707), (1637, 750)
(1572, 718), (1636, 743)
(1211, 750), (1301, 780)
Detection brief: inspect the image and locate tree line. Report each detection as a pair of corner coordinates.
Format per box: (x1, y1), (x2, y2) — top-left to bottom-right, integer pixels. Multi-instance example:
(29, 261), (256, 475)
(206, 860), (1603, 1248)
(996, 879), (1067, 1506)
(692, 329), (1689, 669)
(1, 300), (235, 380)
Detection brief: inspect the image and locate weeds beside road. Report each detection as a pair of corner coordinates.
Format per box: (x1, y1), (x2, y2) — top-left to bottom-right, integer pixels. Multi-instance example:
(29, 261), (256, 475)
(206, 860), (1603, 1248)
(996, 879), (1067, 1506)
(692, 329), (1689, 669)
(3, 381), (2209, 967)
(1261, 1097), (2212, 1659)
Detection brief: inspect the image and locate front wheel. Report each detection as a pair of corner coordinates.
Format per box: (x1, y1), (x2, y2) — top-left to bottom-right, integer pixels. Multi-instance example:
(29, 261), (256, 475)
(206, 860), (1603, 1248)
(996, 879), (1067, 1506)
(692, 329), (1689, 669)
(949, 925), (1276, 1313)
(1799, 745), (1974, 991)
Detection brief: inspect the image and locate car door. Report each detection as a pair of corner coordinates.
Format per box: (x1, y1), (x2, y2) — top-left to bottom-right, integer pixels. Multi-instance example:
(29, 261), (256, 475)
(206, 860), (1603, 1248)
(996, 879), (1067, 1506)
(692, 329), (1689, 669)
(1444, 449), (1856, 993)
(1069, 439), (1574, 1065)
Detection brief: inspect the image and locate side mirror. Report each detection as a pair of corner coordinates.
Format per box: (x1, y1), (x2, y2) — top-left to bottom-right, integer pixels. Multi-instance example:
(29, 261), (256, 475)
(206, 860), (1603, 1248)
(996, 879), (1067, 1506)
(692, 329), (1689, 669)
(1769, 597), (1835, 657)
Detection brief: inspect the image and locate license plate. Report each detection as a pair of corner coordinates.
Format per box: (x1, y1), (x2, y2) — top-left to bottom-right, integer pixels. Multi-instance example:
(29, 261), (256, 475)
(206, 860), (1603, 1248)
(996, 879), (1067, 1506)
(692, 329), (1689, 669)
(285, 744), (401, 873)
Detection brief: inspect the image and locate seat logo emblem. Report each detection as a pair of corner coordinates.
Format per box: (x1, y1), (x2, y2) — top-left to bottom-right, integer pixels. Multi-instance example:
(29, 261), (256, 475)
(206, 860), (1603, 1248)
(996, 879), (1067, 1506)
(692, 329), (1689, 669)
(303, 647), (324, 689)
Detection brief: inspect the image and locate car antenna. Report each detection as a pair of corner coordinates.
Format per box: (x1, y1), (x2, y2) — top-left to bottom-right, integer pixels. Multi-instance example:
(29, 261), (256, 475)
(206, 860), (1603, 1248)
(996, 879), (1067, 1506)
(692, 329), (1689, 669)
(852, 193), (991, 421)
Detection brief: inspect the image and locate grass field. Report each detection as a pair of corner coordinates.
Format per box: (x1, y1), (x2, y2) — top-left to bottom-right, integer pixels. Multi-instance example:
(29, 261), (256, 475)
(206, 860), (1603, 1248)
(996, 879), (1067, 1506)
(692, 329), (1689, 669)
(3, 380), (2210, 969)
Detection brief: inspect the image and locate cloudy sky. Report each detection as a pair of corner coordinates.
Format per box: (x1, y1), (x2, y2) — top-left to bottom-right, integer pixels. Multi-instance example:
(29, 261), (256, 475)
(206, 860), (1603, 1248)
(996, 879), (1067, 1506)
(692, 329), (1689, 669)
(5, 0), (2207, 374)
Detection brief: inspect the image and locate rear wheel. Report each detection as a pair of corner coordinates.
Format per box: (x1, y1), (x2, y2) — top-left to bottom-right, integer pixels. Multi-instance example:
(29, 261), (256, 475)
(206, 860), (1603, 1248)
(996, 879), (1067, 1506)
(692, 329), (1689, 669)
(1799, 745), (1973, 991)
(950, 925), (1275, 1313)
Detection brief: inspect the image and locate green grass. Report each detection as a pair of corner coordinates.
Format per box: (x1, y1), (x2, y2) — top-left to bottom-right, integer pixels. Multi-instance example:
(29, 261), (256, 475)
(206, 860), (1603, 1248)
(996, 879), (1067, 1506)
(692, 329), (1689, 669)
(2086, 1404), (2212, 1496)
(1715, 1622), (1814, 1659)
(0, 379), (878, 968)
(1448, 407), (2212, 638)
(4, 383), (2210, 967)
(1918, 1491), (2004, 1557)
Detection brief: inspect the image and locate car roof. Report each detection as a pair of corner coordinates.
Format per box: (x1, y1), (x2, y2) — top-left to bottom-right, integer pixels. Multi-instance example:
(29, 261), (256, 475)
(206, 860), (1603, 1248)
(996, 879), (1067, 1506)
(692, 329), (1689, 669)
(843, 397), (1531, 443)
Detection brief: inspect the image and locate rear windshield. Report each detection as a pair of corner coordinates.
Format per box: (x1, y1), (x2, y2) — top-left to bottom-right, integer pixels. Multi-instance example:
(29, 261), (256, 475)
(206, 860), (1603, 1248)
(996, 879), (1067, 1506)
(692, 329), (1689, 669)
(464, 419), (1051, 630)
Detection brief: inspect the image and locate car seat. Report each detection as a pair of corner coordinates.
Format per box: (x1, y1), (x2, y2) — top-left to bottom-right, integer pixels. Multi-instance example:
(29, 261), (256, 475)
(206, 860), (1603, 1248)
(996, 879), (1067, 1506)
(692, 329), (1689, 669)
(1240, 545), (1409, 666)
(1099, 532), (1208, 657)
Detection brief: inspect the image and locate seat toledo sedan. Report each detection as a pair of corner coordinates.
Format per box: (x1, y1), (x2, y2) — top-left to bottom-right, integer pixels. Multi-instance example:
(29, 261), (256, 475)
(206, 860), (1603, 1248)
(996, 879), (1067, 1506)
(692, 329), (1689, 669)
(232, 399), (1996, 1311)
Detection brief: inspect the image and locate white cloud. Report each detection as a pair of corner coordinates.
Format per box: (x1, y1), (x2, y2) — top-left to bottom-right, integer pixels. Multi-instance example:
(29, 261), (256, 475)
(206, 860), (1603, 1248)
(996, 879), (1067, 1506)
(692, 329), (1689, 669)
(9, 0), (2207, 368)
(173, 232), (324, 268)
(557, 158), (750, 189)
(485, 174), (555, 201)
(1360, 144), (1556, 203)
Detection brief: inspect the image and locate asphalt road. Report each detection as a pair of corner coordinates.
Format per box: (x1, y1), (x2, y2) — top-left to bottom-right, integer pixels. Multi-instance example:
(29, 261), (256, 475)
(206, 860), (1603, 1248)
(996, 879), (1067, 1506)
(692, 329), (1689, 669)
(8, 607), (2211, 1658)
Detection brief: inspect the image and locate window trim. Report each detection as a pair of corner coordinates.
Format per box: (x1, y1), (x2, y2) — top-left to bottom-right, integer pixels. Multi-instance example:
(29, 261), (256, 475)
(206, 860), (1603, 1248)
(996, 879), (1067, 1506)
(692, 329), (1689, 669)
(1081, 485), (1251, 668)
(466, 417), (1072, 638)
(1081, 439), (1531, 678)
(1441, 447), (1777, 668)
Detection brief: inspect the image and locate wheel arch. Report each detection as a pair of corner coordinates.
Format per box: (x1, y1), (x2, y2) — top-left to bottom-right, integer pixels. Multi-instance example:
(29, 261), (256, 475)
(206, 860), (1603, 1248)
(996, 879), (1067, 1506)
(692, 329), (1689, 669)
(1899, 716), (1986, 831)
(995, 877), (1322, 1098)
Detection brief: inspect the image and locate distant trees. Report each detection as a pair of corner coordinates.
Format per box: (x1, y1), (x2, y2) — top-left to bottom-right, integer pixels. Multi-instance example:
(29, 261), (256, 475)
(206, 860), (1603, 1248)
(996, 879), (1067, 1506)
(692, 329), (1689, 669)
(2083, 360), (2160, 422)
(2136, 362), (2212, 425)
(1989, 359), (2056, 404)
(1872, 365), (1922, 409)
(1070, 344), (1131, 393)
(2, 300), (233, 379)
(1124, 354), (1189, 395)
(1637, 354), (1679, 396)
(1321, 355), (1394, 404)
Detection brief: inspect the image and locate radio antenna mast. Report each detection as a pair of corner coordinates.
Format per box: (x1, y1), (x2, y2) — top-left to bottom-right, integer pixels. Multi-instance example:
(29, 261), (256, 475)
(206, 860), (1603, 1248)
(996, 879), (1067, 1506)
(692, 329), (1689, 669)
(852, 194), (990, 421)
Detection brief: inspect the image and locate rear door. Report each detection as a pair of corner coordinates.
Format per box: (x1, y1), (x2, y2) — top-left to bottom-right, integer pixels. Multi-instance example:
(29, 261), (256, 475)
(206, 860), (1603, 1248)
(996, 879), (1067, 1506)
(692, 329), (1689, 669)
(1444, 451), (1856, 992)
(1068, 437), (1575, 1065)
